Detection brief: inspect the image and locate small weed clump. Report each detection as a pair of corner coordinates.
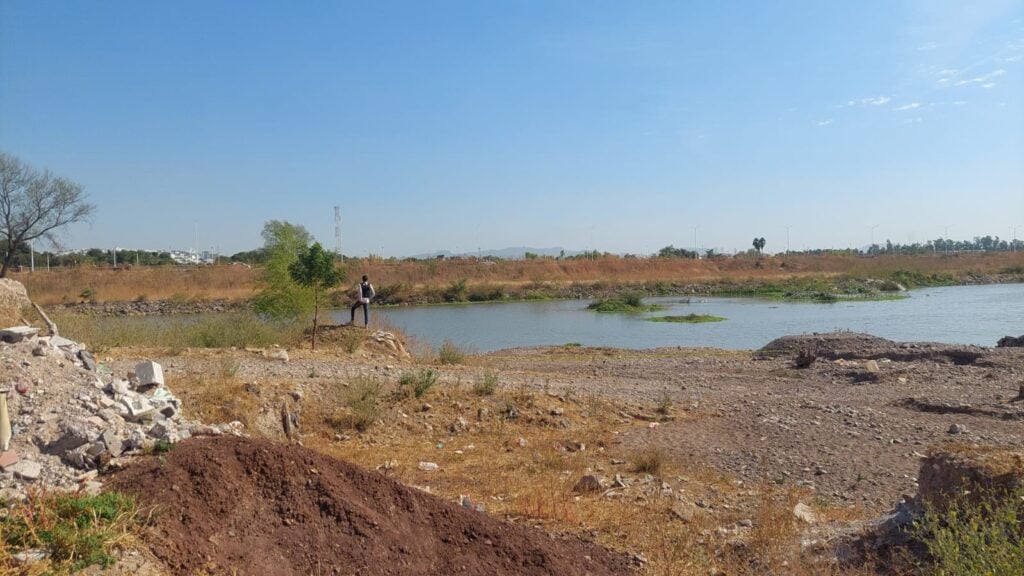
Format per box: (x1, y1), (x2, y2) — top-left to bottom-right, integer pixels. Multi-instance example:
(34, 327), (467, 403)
(152, 440), (174, 454)
(632, 446), (667, 476)
(398, 369), (438, 399)
(913, 487), (1024, 575)
(438, 340), (467, 365)
(79, 287), (96, 302)
(655, 390), (673, 415)
(0, 491), (137, 573)
(339, 328), (366, 353)
(473, 371), (499, 396)
(343, 376), (382, 431)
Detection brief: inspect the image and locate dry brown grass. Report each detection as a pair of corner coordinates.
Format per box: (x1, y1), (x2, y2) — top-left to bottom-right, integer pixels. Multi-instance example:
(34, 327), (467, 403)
(15, 264), (258, 305)
(168, 356), (262, 430)
(291, 377), (870, 575)
(107, 347), (885, 575)
(12, 251), (1024, 305)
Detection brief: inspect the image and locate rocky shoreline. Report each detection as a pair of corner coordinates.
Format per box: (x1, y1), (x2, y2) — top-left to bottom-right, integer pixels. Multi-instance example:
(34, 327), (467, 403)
(53, 298), (249, 316)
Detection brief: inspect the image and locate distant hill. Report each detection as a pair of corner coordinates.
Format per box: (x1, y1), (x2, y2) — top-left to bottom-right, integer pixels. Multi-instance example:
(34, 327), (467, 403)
(409, 247), (581, 260)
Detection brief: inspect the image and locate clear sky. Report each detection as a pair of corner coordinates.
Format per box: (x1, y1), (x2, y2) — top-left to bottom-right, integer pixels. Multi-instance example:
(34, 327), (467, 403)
(1, 1), (1022, 256)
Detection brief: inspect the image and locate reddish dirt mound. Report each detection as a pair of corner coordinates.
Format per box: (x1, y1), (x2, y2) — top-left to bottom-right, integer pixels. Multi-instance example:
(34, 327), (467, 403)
(107, 437), (634, 576)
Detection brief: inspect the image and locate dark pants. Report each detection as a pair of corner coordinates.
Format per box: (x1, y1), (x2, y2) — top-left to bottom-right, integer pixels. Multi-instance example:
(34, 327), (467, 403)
(350, 301), (369, 326)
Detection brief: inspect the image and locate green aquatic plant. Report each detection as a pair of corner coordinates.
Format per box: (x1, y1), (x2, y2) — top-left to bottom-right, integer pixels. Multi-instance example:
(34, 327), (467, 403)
(647, 314), (725, 323)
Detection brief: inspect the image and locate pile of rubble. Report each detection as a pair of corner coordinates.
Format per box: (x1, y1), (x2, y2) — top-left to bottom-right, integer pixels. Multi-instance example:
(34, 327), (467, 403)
(0, 324), (241, 501)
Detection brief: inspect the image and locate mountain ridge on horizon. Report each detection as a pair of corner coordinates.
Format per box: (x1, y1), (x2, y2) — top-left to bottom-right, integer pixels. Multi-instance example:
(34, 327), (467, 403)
(409, 246), (583, 260)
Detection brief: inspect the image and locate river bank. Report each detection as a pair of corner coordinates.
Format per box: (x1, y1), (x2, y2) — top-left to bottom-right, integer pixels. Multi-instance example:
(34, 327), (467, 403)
(48, 268), (1024, 316)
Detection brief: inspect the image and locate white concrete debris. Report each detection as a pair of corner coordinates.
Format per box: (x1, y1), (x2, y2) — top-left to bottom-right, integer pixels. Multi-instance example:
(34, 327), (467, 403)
(134, 360), (165, 388)
(0, 326), (40, 343)
(0, 326), (239, 502)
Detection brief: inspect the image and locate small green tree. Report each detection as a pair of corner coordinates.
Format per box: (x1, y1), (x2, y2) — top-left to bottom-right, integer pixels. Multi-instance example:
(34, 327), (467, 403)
(289, 242), (345, 350)
(253, 221), (314, 319)
(752, 237), (766, 254)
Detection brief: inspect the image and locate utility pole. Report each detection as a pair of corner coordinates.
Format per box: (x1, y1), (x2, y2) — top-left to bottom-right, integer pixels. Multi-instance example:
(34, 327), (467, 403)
(944, 225), (952, 255)
(693, 226), (699, 259)
(869, 225), (879, 254)
(786, 226), (791, 254)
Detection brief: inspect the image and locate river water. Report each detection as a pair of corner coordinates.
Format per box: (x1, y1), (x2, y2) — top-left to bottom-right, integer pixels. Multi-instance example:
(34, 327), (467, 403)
(339, 284), (1024, 352)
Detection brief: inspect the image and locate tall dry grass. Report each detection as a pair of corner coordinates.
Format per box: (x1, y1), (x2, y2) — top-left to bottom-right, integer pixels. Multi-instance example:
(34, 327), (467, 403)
(296, 378), (875, 575)
(16, 264), (258, 305)
(50, 311), (305, 352)
(13, 252), (1024, 305)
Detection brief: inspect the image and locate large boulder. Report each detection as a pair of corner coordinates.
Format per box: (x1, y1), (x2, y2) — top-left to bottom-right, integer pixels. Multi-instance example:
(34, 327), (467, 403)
(0, 278), (31, 324)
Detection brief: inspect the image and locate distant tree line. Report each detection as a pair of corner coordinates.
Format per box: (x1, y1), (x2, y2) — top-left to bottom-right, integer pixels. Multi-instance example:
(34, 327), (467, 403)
(865, 236), (1024, 255)
(0, 244), (175, 269)
(6, 235), (1023, 272)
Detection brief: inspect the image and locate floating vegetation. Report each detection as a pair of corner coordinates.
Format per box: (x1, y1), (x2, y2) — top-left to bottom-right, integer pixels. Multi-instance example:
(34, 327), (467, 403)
(647, 314), (725, 324)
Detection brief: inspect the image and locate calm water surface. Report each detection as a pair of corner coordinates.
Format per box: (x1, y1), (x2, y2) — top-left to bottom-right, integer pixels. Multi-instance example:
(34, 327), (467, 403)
(337, 284), (1024, 352)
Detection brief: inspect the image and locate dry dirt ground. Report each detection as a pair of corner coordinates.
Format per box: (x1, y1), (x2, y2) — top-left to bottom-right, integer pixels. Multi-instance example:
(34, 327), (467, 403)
(90, 330), (1024, 575)
(481, 333), (1024, 514)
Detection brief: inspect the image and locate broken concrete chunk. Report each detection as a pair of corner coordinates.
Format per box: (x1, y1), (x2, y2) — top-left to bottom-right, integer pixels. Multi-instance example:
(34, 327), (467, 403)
(86, 442), (106, 458)
(108, 379), (130, 396)
(11, 460), (42, 481)
(134, 361), (165, 388)
(0, 449), (19, 471)
(0, 326), (40, 344)
(100, 429), (123, 456)
(123, 429), (146, 452)
(63, 445), (90, 469)
(148, 422), (169, 439)
(121, 397), (156, 421)
(49, 423), (92, 453)
(78, 350), (97, 371)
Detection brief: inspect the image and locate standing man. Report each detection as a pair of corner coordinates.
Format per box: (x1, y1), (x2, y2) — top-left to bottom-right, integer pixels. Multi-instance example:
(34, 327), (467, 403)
(349, 275), (375, 327)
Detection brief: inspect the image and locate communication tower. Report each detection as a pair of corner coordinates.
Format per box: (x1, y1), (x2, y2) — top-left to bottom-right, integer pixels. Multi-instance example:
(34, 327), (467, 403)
(334, 206), (342, 256)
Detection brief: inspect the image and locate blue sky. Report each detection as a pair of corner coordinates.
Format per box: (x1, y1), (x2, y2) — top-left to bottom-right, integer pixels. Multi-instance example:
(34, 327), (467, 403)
(1, 1), (1022, 256)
